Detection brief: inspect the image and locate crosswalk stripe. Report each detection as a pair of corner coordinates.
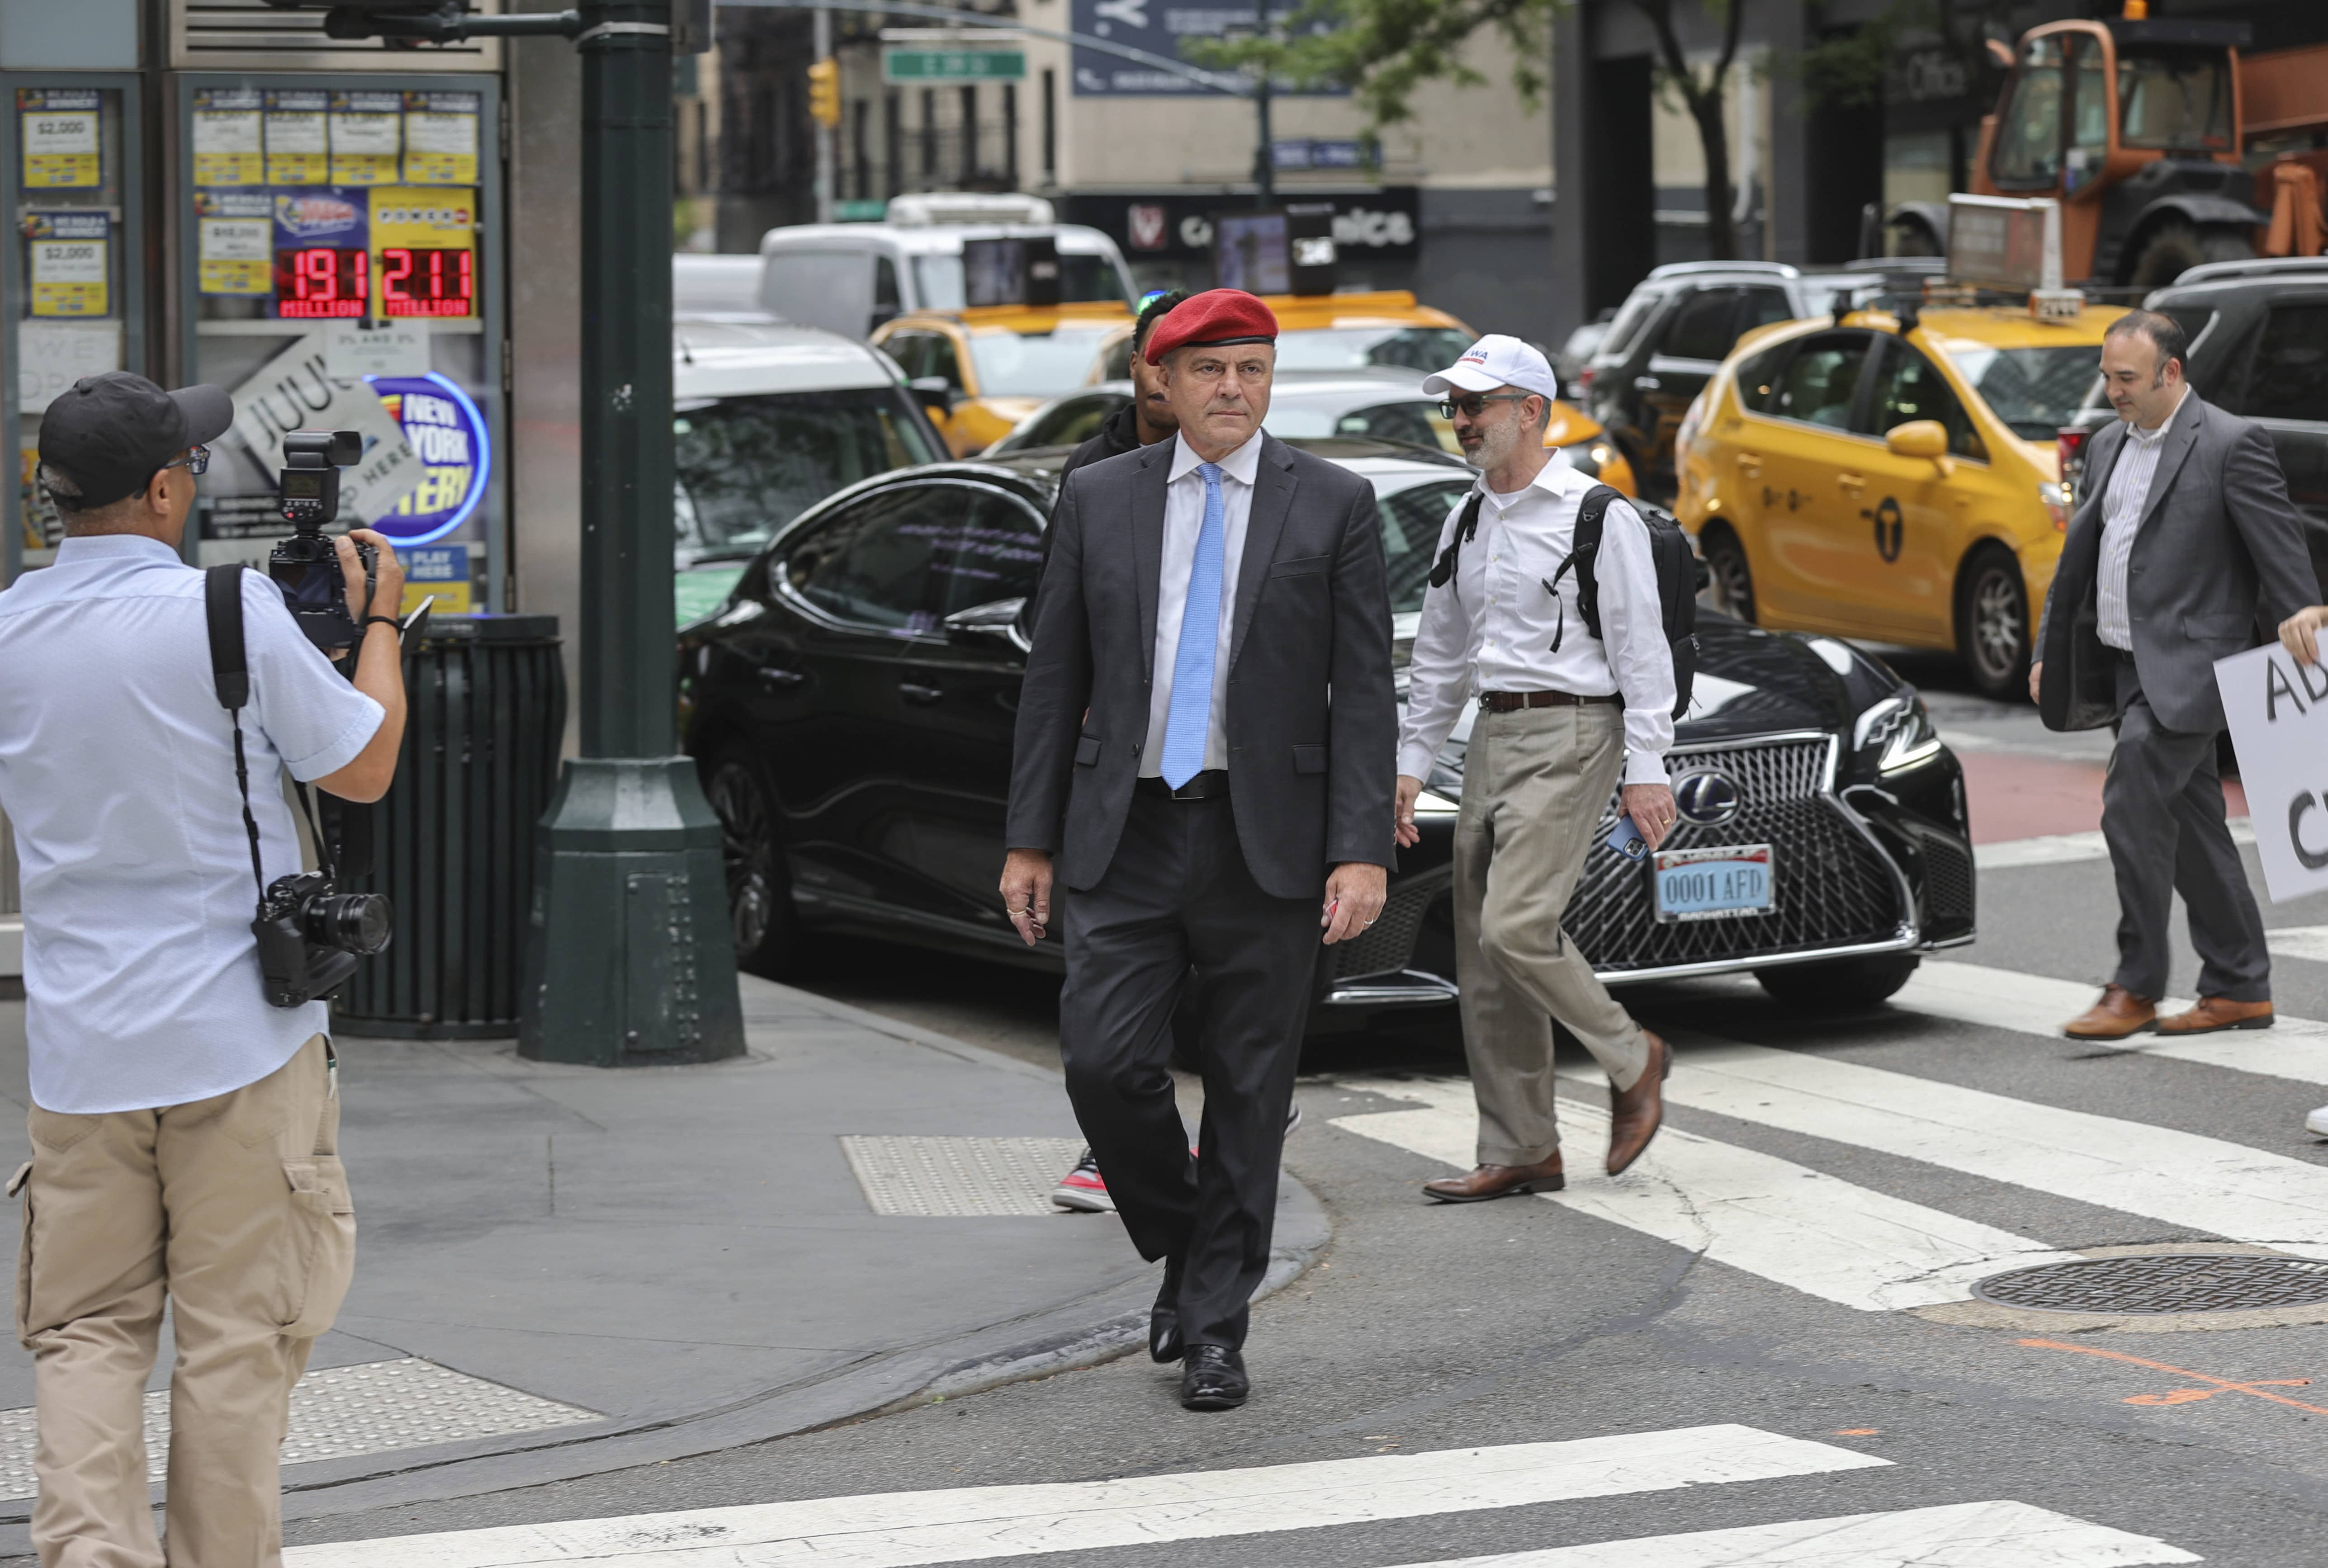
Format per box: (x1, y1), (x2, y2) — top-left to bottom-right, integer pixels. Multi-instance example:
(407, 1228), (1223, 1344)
(1661, 1036), (2328, 1256)
(2266, 925), (2328, 964)
(1898, 961), (2328, 1088)
(1331, 1082), (2079, 1312)
(1392, 1499), (2199, 1567)
(284, 1426), (1889, 1568)
(1977, 822), (2254, 872)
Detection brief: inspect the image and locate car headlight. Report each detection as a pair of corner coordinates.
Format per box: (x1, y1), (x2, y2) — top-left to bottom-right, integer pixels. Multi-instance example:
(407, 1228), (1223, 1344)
(1559, 439), (1615, 477)
(1854, 694), (1945, 774)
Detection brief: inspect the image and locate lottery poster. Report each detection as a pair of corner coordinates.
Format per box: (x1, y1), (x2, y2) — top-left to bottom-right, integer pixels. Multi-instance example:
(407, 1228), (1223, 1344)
(272, 187), (368, 254)
(25, 212), (109, 318)
(369, 376), (489, 546)
(191, 88), (264, 187)
(263, 89), (330, 185)
(329, 90), (402, 185)
(19, 89), (101, 190)
(194, 189), (272, 296)
(370, 186), (477, 319)
(401, 91), (479, 185)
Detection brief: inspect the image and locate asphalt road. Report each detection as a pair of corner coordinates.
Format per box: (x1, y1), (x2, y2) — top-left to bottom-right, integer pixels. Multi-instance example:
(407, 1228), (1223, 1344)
(282, 670), (2328, 1567)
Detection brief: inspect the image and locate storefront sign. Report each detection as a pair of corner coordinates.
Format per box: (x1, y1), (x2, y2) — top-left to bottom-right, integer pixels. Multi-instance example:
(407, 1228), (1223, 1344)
(1070, 187), (1420, 261)
(401, 91), (480, 185)
(19, 90), (101, 190)
(397, 542), (472, 616)
(370, 186), (477, 320)
(366, 374), (490, 545)
(25, 212), (109, 317)
(327, 322), (431, 379)
(2219, 643), (2328, 903)
(191, 87), (265, 187)
(1068, 0), (1343, 96)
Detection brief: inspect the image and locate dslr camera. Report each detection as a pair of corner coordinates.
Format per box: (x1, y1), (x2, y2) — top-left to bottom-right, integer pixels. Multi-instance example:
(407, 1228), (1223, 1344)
(270, 429), (376, 652)
(254, 869), (393, 1009)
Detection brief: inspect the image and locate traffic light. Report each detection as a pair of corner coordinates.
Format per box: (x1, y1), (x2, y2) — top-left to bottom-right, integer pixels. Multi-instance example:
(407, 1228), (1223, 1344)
(808, 58), (841, 129)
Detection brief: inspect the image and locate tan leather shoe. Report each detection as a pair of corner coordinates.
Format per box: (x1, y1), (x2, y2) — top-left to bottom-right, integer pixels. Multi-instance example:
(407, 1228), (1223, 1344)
(2158, 996), (2275, 1035)
(1423, 1154), (1565, 1203)
(1606, 1030), (1671, 1176)
(2063, 985), (2157, 1040)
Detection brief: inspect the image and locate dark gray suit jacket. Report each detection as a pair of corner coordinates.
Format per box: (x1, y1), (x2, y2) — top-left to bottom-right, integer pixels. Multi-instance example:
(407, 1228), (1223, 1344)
(2037, 392), (2316, 734)
(1005, 431), (1397, 899)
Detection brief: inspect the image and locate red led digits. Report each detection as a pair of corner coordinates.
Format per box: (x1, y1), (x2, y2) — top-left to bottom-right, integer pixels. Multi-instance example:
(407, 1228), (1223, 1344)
(380, 246), (474, 318)
(274, 247), (368, 319)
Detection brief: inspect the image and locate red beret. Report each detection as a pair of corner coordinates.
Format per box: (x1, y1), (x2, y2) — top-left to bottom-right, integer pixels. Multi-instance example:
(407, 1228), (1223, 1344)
(1144, 289), (1280, 364)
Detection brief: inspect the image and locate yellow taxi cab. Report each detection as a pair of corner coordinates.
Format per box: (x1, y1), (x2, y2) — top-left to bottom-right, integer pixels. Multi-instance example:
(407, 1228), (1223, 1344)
(873, 301), (1131, 457)
(1084, 290), (1637, 493)
(1673, 296), (2121, 697)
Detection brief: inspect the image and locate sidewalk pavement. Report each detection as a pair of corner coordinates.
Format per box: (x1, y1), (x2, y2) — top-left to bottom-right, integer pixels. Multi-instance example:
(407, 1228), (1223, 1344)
(0, 977), (1329, 1544)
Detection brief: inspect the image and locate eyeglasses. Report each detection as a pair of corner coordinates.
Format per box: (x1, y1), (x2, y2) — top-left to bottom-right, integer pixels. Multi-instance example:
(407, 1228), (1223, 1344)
(1438, 393), (1534, 420)
(158, 444), (210, 477)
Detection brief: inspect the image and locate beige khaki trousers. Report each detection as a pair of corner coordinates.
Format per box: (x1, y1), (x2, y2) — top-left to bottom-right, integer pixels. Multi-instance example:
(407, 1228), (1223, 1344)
(1453, 703), (1651, 1166)
(14, 1036), (355, 1568)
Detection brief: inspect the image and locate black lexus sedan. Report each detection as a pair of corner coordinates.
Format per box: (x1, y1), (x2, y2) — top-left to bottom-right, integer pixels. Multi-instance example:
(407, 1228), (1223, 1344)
(676, 438), (1976, 1030)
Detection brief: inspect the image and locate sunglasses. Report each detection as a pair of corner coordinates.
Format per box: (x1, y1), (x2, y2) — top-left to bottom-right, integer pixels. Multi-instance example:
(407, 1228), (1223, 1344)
(158, 444), (210, 477)
(1438, 393), (1534, 420)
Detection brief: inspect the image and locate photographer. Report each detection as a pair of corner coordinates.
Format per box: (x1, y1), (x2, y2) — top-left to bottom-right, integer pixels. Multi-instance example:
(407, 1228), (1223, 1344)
(0, 373), (403, 1565)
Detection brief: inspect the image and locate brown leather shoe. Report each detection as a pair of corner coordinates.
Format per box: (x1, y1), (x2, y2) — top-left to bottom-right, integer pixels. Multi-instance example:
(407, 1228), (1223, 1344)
(2063, 985), (2158, 1040)
(1423, 1154), (1565, 1203)
(2158, 996), (2275, 1036)
(1606, 1030), (1671, 1176)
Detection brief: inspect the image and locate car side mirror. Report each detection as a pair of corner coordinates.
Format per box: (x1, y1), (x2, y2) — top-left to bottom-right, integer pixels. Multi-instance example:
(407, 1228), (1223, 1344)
(908, 376), (955, 415)
(1885, 420), (1949, 461)
(943, 597), (1031, 653)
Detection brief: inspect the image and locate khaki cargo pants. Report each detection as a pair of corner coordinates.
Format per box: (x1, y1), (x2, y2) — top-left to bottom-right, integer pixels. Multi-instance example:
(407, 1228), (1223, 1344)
(13, 1036), (354, 1568)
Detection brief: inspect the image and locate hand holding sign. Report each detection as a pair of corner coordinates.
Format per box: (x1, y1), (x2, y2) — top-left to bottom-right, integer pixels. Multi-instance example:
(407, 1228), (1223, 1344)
(2217, 639), (2328, 901)
(2281, 605), (2328, 668)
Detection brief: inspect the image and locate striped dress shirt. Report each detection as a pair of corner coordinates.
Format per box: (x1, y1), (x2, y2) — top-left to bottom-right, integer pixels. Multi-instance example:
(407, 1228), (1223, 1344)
(2094, 390), (2187, 651)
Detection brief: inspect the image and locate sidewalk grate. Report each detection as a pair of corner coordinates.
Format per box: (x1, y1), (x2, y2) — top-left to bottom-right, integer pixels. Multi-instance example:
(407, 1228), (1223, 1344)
(842, 1135), (1087, 1216)
(0, 1357), (599, 1498)
(1973, 1253), (2328, 1315)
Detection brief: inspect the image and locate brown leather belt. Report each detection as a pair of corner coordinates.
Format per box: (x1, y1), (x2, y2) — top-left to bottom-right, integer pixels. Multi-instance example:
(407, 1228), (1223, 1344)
(1136, 769), (1230, 801)
(1480, 690), (1621, 712)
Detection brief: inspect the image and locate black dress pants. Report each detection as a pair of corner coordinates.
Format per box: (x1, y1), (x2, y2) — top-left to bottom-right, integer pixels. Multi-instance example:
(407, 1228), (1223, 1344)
(2104, 655), (2270, 1002)
(1059, 791), (1319, 1351)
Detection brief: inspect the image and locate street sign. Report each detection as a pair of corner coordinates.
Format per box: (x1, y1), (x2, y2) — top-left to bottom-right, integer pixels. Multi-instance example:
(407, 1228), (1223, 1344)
(2216, 642), (2328, 903)
(883, 48), (1026, 82)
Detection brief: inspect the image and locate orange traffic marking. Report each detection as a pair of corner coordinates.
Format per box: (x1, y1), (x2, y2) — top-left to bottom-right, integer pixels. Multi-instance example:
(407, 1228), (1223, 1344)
(1833, 1428), (1881, 1436)
(2021, 1337), (2328, 1416)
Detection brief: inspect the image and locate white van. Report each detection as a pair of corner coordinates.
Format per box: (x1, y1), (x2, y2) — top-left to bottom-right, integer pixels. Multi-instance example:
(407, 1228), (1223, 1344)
(668, 316), (947, 615)
(756, 194), (1137, 340)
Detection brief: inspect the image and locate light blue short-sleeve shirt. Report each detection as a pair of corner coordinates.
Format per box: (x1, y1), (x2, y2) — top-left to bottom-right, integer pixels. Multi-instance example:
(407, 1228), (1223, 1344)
(0, 535), (384, 1113)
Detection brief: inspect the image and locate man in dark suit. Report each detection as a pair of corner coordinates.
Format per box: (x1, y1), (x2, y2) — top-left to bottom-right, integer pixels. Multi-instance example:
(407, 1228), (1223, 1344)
(2035, 309), (2316, 1040)
(1001, 289), (1396, 1410)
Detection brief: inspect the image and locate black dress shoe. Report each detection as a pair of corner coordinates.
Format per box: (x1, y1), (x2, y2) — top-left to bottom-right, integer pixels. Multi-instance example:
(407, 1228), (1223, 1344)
(1150, 1261), (1184, 1364)
(1179, 1345), (1249, 1411)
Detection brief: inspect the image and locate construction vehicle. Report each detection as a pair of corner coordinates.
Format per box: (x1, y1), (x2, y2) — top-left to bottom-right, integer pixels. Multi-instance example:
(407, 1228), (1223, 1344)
(1884, 3), (2328, 288)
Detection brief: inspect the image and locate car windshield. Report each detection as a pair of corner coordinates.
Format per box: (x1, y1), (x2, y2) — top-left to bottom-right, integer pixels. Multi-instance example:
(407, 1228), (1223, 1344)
(1272, 326), (1475, 374)
(672, 387), (941, 555)
(1939, 341), (2104, 440)
(913, 252), (1130, 308)
(967, 331), (1116, 396)
(2118, 45), (2234, 151)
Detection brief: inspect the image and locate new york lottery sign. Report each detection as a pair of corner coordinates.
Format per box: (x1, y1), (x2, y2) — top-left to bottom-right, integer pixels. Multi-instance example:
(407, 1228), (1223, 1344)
(364, 372), (489, 545)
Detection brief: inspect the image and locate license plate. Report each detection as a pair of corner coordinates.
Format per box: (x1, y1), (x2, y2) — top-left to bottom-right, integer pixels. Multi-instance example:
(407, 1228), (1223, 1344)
(1653, 843), (1774, 922)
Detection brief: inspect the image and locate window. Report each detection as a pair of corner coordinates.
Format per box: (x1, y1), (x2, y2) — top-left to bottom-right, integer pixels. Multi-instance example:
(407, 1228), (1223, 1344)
(882, 331), (929, 380)
(1101, 335), (1135, 382)
(1740, 288), (1795, 332)
(785, 489), (956, 631)
(1733, 342), (1792, 414)
(1992, 36), (2066, 187)
(2068, 34), (2109, 165)
(672, 388), (942, 557)
(1596, 288), (1664, 363)
(1938, 340), (2105, 440)
(927, 495), (1046, 617)
(1864, 342), (1987, 461)
(1656, 289), (1742, 364)
(2118, 45), (2233, 151)
(922, 331), (965, 391)
(1772, 333), (1872, 428)
(2243, 303), (2328, 424)
(1019, 394), (1124, 449)
(910, 250), (1127, 310)
(1270, 326), (1476, 374)
(1377, 480), (1472, 614)
(873, 257), (901, 327)
(966, 329), (1112, 396)
(1335, 400), (1454, 453)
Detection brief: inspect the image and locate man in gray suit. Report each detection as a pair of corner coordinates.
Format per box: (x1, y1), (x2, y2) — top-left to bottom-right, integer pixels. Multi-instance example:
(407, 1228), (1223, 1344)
(1000, 289), (1396, 1410)
(2035, 309), (2316, 1040)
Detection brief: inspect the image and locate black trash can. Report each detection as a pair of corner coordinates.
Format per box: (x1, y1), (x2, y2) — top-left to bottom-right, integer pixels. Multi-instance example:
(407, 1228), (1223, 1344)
(336, 614), (566, 1037)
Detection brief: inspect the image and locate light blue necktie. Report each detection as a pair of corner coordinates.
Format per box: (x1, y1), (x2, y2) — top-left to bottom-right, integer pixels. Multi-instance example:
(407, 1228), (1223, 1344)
(1160, 462), (1226, 789)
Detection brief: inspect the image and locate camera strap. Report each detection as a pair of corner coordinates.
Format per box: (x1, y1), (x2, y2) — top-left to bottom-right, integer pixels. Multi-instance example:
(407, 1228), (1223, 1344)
(206, 565), (336, 911)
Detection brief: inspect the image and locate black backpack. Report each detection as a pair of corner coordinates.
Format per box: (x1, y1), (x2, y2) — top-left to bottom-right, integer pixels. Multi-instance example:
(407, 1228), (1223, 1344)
(1428, 484), (1698, 719)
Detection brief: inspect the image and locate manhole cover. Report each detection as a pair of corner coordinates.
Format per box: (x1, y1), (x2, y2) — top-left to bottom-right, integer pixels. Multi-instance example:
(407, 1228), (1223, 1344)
(1973, 1253), (2328, 1315)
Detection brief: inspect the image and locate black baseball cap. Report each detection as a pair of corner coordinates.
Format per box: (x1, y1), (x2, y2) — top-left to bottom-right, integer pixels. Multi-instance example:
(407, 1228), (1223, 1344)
(38, 372), (234, 510)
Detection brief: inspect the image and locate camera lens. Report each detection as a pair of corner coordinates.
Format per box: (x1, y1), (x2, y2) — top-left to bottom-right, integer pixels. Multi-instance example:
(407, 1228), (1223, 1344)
(304, 893), (393, 955)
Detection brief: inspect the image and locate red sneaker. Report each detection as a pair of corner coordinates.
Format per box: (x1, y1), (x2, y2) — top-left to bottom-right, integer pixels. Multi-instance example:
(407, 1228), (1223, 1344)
(1051, 1147), (1114, 1213)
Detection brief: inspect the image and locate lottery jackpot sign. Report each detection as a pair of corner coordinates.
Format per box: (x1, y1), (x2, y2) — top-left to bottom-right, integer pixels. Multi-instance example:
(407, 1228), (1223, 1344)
(365, 373), (489, 544)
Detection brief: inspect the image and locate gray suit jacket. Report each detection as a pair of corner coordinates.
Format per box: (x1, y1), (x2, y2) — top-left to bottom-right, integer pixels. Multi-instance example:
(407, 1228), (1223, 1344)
(1005, 431), (1397, 899)
(2037, 392), (2316, 733)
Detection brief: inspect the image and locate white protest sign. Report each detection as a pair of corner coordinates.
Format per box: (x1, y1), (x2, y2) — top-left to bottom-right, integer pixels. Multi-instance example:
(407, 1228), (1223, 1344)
(2216, 642), (2328, 903)
(229, 328), (423, 524)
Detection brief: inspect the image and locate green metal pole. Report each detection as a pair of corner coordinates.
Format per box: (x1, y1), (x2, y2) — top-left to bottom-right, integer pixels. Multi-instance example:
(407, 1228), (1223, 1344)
(521, 0), (746, 1065)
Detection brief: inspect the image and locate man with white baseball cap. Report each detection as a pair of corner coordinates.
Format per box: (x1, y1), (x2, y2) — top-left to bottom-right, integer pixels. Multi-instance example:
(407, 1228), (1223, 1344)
(1396, 334), (1678, 1201)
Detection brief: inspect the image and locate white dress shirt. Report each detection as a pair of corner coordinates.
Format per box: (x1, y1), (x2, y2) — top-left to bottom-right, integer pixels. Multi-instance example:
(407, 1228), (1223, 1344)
(1141, 429), (1261, 776)
(2095, 386), (2188, 652)
(1398, 457), (1677, 787)
(0, 536), (384, 1114)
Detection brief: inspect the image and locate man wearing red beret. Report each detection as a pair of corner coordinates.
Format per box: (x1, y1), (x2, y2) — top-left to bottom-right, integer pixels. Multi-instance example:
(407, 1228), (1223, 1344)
(1001, 288), (1398, 1410)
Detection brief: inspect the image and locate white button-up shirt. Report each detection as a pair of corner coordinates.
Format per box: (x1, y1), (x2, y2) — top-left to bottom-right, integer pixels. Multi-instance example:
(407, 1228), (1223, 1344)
(2095, 387), (2188, 652)
(1398, 458), (1677, 787)
(1140, 429), (1259, 776)
(0, 536), (384, 1114)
